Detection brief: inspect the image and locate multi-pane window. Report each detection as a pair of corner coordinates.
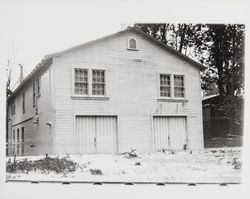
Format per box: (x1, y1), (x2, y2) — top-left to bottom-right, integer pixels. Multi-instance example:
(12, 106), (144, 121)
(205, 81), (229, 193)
(129, 39), (136, 49)
(92, 70), (105, 96)
(22, 92), (25, 113)
(174, 75), (185, 98)
(74, 68), (88, 95)
(160, 74), (171, 97)
(33, 82), (36, 106)
(10, 104), (15, 115)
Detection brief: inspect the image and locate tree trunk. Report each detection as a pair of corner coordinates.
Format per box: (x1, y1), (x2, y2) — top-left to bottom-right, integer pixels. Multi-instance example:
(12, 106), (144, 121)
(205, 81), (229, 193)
(178, 24), (186, 53)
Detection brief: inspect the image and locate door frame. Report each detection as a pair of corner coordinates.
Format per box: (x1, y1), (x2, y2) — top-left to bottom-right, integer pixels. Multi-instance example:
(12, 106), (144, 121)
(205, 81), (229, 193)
(151, 114), (189, 151)
(73, 114), (119, 154)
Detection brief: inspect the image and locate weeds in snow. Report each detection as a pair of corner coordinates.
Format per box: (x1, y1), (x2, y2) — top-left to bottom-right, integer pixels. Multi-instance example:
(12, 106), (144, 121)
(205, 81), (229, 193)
(90, 169), (102, 175)
(6, 154), (78, 174)
(158, 148), (176, 155)
(232, 158), (242, 169)
(118, 148), (139, 158)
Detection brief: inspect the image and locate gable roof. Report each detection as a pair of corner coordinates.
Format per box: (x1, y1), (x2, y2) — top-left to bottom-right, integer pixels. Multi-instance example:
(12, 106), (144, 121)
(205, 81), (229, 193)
(45, 27), (206, 71)
(9, 27), (206, 100)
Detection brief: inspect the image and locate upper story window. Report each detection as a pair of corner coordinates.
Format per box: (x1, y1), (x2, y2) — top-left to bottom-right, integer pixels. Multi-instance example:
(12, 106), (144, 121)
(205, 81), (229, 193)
(33, 82), (36, 107)
(72, 67), (107, 98)
(92, 70), (105, 96)
(160, 74), (171, 97)
(129, 39), (136, 49)
(174, 75), (185, 98)
(74, 68), (88, 95)
(10, 104), (15, 115)
(159, 74), (185, 99)
(127, 38), (138, 50)
(37, 77), (41, 96)
(22, 92), (25, 113)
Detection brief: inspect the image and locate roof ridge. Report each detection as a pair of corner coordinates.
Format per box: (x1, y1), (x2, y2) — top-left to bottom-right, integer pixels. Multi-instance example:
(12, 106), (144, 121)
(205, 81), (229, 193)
(8, 27), (206, 99)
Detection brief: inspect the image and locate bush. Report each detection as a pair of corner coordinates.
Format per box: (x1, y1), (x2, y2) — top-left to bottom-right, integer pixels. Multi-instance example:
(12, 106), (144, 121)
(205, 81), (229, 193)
(6, 154), (78, 174)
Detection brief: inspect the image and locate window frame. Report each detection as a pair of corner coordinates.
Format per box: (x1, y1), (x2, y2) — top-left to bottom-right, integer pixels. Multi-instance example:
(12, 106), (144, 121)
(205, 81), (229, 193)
(10, 104), (15, 115)
(158, 73), (186, 100)
(173, 74), (185, 99)
(71, 65), (109, 99)
(159, 73), (172, 98)
(12, 129), (15, 143)
(92, 69), (106, 96)
(17, 128), (19, 143)
(73, 68), (89, 96)
(21, 127), (24, 155)
(37, 76), (41, 97)
(22, 92), (25, 113)
(33, 81), (36, 107)
(127, 37), (139, 51)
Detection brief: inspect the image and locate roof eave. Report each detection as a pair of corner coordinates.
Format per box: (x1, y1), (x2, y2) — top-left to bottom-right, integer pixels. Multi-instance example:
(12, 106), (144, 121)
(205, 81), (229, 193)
(130, 28), (207, 71)
(7, 57), (53, 101)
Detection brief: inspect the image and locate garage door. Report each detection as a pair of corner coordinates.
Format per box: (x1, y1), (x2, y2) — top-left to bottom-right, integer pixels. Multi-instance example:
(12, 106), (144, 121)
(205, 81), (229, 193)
(153, 116), (187, 151)
(75, 116), (118, 154)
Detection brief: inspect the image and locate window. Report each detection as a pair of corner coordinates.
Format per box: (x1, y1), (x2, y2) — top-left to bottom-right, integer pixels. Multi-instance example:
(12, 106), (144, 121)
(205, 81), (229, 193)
(21, 127), (24, 155)
(10, 104), (15, 115)
(22, 92), (25, 113)
(13, 129), (15, 143)
(129, 39), (136, 49)
(37, 77), (41, 96)
(74, 68), (88, 95)
(17, 129), (19, 154)
(33, 82), (36, 107)
(160, 74), (171, 97)
(17, 129), (19, 143)
(21, 127), (24, 142)
(72, 67), (108, 98)
(92, 70), (105, 96)
(174, 75), (185, 98)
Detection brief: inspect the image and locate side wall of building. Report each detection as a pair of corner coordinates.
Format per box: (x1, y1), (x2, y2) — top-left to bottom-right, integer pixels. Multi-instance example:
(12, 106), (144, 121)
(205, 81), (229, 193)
(7, 66), (54, 156)
(52, 31), (203, 154)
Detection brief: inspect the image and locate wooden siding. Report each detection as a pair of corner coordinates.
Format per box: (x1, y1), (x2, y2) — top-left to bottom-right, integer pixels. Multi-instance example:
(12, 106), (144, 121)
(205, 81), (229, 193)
(51, 31), (203, 153)
(7, 66), (53, 156)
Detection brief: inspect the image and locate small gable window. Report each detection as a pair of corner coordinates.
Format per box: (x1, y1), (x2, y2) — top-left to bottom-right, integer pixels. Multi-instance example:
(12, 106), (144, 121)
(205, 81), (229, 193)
(129, 39), (136, 49)
(127, 38), (138, 50)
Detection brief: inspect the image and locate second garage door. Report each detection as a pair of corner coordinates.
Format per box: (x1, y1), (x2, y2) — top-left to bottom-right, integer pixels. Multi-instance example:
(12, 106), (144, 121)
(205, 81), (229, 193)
(153, 116), (187, 151)
(75, 116), (118, 154)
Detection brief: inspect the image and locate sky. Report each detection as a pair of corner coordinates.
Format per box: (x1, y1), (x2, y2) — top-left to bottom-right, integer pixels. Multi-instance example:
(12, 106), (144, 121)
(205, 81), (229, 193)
(1, 0), (248, 90)
(0, 0), (134, 89)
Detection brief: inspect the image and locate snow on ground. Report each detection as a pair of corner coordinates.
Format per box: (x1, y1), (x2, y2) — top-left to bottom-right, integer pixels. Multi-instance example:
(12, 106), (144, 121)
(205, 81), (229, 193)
(6, 147), (242, 183)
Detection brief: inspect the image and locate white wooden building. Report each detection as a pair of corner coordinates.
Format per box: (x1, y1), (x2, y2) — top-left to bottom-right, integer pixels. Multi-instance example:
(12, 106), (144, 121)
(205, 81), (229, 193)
(7, 27), (205, 156)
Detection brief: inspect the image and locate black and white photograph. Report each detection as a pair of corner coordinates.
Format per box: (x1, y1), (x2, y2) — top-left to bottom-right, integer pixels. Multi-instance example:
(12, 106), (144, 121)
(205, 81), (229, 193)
(0, 0), (249, 199)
